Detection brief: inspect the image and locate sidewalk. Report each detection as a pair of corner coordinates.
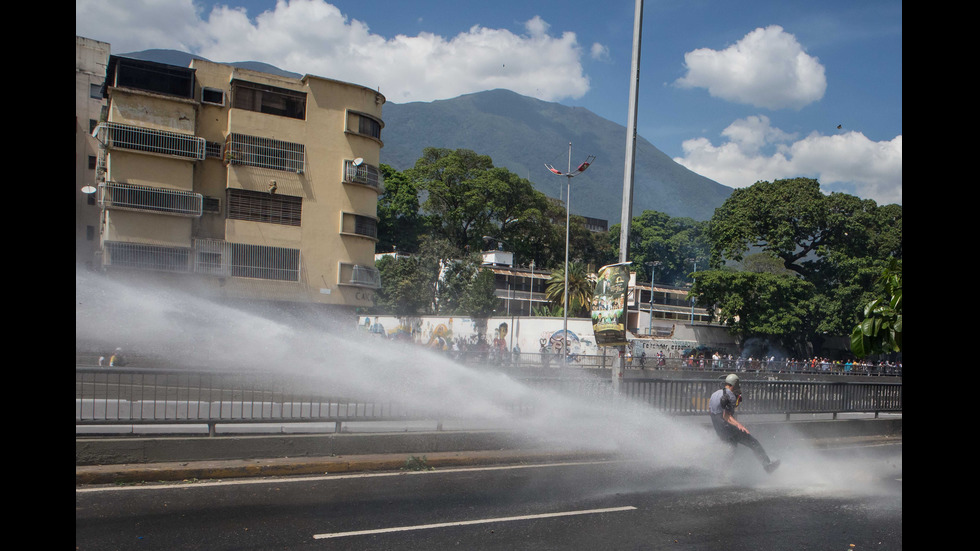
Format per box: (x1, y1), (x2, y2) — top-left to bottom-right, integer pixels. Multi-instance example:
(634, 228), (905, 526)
(76, 418), (901, 486)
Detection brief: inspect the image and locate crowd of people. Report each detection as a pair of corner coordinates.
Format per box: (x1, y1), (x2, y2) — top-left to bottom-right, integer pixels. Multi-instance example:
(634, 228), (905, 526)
(658, 351), (902, 375)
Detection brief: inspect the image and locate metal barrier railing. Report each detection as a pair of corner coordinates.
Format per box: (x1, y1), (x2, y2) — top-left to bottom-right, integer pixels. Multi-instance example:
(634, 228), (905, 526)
(461, 352), (902, 376)
(76, 368), (902, 434)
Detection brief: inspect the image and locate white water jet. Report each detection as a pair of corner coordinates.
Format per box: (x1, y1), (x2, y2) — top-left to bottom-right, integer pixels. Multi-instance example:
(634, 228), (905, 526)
(76, 269), (897, 496)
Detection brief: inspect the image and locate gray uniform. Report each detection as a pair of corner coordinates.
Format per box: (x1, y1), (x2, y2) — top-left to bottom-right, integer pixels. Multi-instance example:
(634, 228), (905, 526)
(708, 387), (775, 470)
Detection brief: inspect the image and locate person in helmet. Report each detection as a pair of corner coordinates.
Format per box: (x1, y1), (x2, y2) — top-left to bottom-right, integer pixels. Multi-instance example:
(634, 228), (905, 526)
(708, 374), (780, 474)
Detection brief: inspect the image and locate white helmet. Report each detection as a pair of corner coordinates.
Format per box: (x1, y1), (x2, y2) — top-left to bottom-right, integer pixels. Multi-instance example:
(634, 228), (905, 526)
(724, 373), (740, 388)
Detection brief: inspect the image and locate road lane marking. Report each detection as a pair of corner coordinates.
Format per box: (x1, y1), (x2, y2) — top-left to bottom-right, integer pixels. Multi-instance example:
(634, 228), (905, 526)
(312, 506), (637, 540)
(76, 460), (632, 493)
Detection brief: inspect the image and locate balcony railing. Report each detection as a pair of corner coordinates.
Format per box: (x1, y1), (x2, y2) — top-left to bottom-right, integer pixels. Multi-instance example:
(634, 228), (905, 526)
(101, 181), (203, 217)
(343, 159), (384, 192)
(94, 122), (205, 160)
(339, 263), (381, 289)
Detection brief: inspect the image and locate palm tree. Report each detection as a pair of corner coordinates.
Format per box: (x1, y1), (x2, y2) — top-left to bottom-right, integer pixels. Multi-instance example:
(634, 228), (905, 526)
(546, 262), (593, 318)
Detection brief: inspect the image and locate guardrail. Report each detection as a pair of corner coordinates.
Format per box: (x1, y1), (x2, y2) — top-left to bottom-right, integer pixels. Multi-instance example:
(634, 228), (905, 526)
(76, 367), (902, 435)
(466, 352), (902, 376)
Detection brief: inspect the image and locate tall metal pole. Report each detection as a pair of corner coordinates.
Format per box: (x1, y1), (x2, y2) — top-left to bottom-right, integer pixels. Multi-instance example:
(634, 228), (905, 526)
(563, 143), (572, 366)
(615, 0), (644, 393)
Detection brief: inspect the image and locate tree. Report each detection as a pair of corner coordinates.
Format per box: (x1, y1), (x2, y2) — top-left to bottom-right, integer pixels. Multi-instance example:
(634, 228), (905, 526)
(707, 178), (902, 344)
(461, 268), (500, 339)
(610, 210), (710, 285)
(545, 262), (593, 318)
(376, 164), (427, 254)
(691, 269), (815, 353)
(372, 254), (435, 317)
(407, 148), (545, 253)
(851, 259), (902, 357)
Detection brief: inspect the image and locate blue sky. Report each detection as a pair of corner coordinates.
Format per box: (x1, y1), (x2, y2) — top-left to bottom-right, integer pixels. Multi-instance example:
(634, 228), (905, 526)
(76, 0), (902, 205)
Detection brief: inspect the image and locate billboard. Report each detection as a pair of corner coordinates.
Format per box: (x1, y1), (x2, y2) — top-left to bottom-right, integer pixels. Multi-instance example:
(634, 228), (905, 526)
(591, 262), (631, 346)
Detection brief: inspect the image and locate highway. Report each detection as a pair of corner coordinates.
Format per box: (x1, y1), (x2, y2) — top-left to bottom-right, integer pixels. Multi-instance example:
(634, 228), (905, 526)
(76, 440), (901, 550)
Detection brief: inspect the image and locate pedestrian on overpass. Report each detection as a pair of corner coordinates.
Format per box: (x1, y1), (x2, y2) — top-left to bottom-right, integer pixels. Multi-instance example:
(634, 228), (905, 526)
(708, 374), (780, 474)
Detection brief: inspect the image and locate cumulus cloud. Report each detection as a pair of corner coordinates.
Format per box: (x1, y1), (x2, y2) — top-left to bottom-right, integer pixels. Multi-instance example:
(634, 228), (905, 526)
(675, 25), (826, 110)
(75, 0), (591, 103)
(673, 116), (902, 205)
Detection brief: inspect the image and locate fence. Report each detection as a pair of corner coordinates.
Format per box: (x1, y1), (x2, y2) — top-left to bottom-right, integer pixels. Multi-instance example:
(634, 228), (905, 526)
(76, 367), (902, 435)
(458, 351), (902, 376)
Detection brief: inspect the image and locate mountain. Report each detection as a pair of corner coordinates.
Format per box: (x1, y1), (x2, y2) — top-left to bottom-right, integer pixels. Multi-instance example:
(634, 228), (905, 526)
(382, 89), (731, 222)
(119, 50), (732, 222)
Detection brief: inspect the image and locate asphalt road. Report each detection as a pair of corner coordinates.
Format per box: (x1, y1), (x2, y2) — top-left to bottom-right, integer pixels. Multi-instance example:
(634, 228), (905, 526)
(75, 441), (901, 550)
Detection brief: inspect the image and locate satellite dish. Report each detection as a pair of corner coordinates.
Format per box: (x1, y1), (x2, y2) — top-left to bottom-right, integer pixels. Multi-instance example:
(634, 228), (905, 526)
(352, 158), (364, 166)
(81, 186), (97, 194)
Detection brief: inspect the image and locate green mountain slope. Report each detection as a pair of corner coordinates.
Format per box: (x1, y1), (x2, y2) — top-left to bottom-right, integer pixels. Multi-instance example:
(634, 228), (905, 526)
(381, 89), (731, 222)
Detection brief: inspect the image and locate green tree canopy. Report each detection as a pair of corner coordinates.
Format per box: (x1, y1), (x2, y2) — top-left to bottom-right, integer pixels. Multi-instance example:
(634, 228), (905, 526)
(610, 210), (710, 286)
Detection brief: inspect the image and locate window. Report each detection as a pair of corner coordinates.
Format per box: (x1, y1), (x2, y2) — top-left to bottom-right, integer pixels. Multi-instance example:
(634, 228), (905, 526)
(89, 83), (102, 99)
(193, 239), (230, 277)
(232, 80), (306, 120)
(202, 196), (221, 214)
(104, 241), (191, 273)
(227, 188), (302, 226)
(229, 243), (300, 281)
(224, 133), (305, 173)
(346, 110), (383, 142)
(205, 140), (223, 159)
(108, 56), (195, 99)
(202, 87), (225, 106)
(341, 212), (378, 239)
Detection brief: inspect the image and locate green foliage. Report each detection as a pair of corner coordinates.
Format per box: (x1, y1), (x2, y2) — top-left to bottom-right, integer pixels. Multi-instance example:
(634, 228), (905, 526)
(851, 259), (902, 357)
(376, 164), (428, 253)
(402, 455), (434, 471)
(545, 262), (593, 317)
(461, 268), (499, 319)
(609, 210), (710, 285)
(703, 178), (903, 350)
(691, 270), (815, 348)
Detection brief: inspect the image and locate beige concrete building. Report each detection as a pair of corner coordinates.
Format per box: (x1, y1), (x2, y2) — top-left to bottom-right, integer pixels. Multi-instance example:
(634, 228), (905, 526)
(83, 40), (385, 314)
(76, 36), (111, 267)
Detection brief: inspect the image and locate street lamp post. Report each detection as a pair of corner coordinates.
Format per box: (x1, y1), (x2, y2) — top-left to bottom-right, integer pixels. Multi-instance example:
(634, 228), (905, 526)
(646, 260), (660, 336)
(546, 143), (595, 366)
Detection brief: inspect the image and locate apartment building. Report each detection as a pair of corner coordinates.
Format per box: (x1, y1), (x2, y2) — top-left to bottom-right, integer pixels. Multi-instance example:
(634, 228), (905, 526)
(83, 42), (385, 314)
(76, 36), (111, 267)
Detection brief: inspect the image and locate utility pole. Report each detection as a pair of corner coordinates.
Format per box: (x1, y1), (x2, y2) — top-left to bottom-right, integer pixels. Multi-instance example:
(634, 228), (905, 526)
(615, 0), (644, 393)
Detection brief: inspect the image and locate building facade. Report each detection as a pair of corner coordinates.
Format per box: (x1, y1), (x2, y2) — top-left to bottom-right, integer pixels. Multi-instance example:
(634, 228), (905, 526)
(82, 42), (385, 313)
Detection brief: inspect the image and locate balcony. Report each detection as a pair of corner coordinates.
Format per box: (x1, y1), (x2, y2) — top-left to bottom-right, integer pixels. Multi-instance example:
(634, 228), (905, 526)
(224, 133), (305, 173)
(94, 122), (205, 160)
(101, 181), (203, 217)
(339, 263), (381, 289)
(343, 159), (384, 192)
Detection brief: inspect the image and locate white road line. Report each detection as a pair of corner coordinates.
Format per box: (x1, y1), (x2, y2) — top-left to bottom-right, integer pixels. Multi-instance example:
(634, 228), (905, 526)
(76, 460), (630, 493)
(312, 506), (637, 540)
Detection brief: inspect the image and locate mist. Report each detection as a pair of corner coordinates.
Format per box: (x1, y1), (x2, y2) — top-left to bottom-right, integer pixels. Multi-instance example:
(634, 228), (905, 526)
(76, 269), (898, 497)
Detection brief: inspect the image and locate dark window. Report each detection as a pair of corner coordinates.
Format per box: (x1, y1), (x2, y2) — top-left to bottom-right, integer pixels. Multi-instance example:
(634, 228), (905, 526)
(227, 188), (302, 226)
(202, 196), (221, 214)
(230, 243), (300, 281)
(359, 116), (382, 139)
(108, 56), (195, 99)
(232, 80), (306, 120)
(202, 87), (225, 105)
(225, 133), (305, 172)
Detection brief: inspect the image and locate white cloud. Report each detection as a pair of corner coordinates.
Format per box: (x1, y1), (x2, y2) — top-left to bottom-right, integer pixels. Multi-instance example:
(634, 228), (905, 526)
(75, 0), (590, 103)
(674, 116), (902, 205)
(590, 42), (610, 61)
(675, 25), (826, 110)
